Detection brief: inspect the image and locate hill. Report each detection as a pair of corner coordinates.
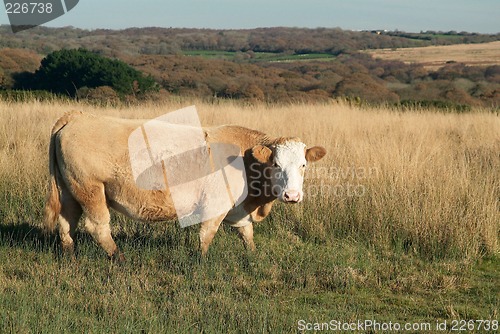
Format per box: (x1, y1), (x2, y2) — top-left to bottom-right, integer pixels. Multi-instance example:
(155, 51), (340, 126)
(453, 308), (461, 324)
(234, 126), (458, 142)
(1, 26), (499, 57)
(0, 26), (499, 107)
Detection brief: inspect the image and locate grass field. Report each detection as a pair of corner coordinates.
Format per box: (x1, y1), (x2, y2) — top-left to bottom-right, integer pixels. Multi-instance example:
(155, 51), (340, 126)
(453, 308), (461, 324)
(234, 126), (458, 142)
(0, 100), (498, 333)
(186, 41), (500, 67)
(183, 50), (336, 62)
(363, 41), (500, 70)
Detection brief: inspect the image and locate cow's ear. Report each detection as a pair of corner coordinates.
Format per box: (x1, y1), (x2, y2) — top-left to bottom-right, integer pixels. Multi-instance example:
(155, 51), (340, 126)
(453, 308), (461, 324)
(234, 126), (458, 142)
(305, 146), (326, 162)
(252, 145), (273, 164)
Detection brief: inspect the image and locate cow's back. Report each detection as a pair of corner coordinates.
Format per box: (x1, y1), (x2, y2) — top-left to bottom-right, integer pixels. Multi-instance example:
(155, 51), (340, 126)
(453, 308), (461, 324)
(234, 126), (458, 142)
(55, 113), (178, 221)
(57, 114), (140, 180)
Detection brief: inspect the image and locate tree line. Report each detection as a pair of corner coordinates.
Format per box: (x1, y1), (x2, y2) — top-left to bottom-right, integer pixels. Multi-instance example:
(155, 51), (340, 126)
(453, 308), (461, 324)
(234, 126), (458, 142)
(1, 26), (498, 58)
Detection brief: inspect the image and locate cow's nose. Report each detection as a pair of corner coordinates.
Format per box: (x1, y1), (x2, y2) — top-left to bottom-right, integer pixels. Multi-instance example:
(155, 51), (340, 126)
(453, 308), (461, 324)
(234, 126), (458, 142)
(283, 190), (301, 203)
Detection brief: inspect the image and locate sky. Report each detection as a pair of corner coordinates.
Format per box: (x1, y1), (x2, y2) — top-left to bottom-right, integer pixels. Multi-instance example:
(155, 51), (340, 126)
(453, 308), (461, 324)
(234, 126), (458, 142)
(1, 0), (499, 33)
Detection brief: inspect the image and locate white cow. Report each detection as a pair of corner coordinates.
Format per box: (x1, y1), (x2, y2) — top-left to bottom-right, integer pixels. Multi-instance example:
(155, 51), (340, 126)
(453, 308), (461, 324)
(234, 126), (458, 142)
(43, 111), (326, 260)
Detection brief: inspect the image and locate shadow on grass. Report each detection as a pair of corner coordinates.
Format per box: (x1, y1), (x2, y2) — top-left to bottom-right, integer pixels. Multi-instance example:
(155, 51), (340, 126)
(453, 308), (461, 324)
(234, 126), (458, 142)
(0, 218), (256, 274)
(0, 222), (55, 250)
(0, 220), (206, 262)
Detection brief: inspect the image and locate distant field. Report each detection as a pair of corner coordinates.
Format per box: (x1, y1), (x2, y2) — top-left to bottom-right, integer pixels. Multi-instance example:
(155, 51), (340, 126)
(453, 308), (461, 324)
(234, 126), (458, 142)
(363, 41), (500, 70)
(183, 50), (336, 62)
(0, 100), (498, 332)
(183, 42), (500, 66)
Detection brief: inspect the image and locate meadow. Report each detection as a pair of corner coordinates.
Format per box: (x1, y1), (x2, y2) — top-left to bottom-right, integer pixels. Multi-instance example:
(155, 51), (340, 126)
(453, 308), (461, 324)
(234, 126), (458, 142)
(0, 99), (498, 333)
(363, 41), (500, 70)
(182, 50), (336, 62)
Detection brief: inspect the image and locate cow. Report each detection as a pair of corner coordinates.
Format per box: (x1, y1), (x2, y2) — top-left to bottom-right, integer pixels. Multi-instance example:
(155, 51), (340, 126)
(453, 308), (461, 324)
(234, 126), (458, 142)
(43, 111), (326, 260)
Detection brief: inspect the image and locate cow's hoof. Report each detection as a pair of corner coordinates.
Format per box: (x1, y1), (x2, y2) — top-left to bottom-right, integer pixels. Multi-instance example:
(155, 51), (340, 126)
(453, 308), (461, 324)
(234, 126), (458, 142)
(111, 251), (126, 263)
(60, 243), (76, 260)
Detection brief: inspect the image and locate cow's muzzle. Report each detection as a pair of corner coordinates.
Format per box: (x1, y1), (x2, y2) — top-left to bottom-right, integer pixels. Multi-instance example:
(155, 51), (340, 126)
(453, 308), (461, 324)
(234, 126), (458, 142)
(283, 190), (302, 203)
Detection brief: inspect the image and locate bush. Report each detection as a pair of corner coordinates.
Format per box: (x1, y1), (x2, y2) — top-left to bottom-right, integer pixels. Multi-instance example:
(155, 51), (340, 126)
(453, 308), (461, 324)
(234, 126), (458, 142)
(334, 72), (400, 103)
(15, 48), (158, 98)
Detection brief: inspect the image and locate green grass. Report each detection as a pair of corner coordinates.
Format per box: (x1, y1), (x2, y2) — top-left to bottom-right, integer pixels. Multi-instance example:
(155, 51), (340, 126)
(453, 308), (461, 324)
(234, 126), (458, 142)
(183, 50), (336, 63)
(0, 187), (498, 333)
(183, 50), (238, 59)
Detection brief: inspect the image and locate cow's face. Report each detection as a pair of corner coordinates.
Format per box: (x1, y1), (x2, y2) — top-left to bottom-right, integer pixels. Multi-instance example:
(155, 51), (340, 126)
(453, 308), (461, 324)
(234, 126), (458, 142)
(252, 141), (326, 203)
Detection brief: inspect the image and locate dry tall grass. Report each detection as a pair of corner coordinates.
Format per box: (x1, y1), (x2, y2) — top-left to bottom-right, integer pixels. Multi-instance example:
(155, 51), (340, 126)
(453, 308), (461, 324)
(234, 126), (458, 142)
(0, 99), (498, 260)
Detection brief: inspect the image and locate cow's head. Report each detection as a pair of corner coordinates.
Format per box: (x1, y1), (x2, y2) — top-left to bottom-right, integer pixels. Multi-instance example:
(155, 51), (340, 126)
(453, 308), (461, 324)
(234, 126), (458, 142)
(252, 140), (326, 203)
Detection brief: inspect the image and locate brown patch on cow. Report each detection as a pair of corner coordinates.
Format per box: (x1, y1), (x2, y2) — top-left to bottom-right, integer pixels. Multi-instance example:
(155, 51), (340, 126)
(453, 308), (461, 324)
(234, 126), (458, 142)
(251, 145), (273, 164)
(249, 201), (274, 222)
(267, 136), (302, 145)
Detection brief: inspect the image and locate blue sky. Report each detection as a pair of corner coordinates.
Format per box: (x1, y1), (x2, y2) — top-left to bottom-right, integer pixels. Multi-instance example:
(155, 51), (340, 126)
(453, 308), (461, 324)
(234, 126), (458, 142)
(1, 0), (499, 33)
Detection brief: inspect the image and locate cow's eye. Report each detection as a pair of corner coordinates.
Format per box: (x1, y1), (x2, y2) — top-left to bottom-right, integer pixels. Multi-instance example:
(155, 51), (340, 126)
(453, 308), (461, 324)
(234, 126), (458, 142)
(301, 164), (306, 168)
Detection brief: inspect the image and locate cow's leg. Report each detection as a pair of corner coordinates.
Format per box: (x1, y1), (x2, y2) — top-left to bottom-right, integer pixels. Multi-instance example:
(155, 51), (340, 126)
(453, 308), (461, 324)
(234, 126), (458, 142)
(58, 189), (82, 255)
(236, 223), (256, 251)
(84, 212), (124, 261)
(79, 184), (124, 261)
(199, 214), (226, 256)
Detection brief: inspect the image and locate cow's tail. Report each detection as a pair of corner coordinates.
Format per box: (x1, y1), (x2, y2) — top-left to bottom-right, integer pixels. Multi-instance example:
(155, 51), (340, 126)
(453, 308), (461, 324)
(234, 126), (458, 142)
(42, 111), (82, 234)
